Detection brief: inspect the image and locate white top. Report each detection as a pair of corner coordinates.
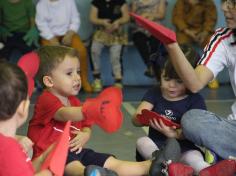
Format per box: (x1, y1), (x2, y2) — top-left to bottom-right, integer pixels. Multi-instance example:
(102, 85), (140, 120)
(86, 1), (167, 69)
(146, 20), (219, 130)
(36, 0), (80, 40)
(199, 27), (236, 119)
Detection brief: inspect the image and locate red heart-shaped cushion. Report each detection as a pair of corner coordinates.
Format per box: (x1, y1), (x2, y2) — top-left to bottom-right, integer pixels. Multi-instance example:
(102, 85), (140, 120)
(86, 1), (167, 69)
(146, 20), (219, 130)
(82, 87), (123, 133)
(96, 87), (123, 133)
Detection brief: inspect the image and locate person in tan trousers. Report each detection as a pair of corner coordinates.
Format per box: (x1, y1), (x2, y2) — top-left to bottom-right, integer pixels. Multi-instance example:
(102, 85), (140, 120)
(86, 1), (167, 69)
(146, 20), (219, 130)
(35, 0), (93, 93)
(172, 0), (219, 89)
(172, 0), (217, 48)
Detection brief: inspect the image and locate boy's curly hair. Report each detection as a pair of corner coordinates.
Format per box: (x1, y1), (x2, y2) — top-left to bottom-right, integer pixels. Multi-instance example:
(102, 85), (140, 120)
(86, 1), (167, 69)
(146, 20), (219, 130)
(36, 46), (80, 87)
(0, 61), (28, 120)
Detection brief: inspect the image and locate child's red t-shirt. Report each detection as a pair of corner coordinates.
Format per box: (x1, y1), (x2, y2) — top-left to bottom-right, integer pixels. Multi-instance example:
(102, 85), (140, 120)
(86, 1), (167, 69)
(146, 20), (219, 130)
(28, 90), (92, 159)
(0, 134), (34, 176)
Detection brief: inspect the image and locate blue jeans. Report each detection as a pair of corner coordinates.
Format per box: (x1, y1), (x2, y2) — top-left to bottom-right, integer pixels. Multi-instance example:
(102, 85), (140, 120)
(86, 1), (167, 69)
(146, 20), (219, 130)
(181, 109), (236, 159)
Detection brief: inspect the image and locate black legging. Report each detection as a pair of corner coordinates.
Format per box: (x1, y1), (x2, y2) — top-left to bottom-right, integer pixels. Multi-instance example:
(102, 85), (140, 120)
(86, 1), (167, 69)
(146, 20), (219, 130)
(132, 31), (163, 66)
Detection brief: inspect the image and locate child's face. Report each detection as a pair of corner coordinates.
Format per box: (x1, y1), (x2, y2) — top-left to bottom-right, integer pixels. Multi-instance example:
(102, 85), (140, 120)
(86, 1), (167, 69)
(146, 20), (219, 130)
(48, 55), (81, 97)
(160, 72), (187, 101)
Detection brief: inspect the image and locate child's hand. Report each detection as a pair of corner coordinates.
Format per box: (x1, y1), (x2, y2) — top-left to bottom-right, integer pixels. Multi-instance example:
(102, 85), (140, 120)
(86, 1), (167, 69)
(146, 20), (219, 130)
(141, 12), (150, 19)
(17, 136), (34, 154)
(150, 118), (178, 138)
(196, 31), (209, 45)
(110, 20), (120, 31)
(141, 13), (155, 21)
(48, 37), (60, 45)
(102, 19), (113, 33)
(102, 19), (112, 29)
(183, 29), (198, 41)
(69, 129), (91, 154)
(23, 26), (39, 47)
(62, 31), (74, 46)
(0, 26), (12, 41)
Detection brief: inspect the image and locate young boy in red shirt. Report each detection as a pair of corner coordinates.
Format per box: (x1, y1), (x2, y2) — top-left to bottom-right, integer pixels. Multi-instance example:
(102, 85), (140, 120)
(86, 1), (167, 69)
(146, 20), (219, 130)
(0, 61), (52, 176)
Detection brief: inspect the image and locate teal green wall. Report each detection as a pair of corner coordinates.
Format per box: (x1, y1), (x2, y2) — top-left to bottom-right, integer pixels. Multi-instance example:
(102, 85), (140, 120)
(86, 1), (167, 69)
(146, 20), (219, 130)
(76, 0), (94, 40)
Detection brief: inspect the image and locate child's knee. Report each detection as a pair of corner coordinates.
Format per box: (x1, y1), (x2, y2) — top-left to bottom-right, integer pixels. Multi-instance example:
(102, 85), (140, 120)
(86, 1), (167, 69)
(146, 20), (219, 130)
(181, 109), (202, 127)
(136, 136), (153, 149)
(65, 161), (85, 176)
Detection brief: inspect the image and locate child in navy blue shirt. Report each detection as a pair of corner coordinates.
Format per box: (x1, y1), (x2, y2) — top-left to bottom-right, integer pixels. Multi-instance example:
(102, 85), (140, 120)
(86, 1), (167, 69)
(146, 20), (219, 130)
(133, 45), (210, 175)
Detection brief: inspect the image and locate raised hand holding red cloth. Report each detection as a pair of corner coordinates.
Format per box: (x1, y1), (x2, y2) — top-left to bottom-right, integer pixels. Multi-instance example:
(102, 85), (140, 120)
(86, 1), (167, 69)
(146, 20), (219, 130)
(130, 13), (176, 44)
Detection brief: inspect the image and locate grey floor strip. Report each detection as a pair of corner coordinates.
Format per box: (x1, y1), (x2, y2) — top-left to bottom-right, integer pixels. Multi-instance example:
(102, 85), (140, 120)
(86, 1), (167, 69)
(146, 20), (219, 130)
(123, 102), (149, 134)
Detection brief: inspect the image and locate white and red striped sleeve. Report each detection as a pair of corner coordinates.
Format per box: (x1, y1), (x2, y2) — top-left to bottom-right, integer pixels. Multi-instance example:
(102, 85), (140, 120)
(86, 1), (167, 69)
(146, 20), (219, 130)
(198, 28), (233, 78)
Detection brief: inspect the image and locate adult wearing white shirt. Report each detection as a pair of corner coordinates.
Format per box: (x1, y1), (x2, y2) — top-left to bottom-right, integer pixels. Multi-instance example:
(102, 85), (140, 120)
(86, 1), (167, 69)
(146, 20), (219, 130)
(160, 0), (236, 160)
(36, 0), (93, 92)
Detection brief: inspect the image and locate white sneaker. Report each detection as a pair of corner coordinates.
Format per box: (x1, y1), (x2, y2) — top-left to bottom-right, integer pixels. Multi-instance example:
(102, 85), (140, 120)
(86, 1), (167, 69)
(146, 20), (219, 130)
(92, 79), (102, 92)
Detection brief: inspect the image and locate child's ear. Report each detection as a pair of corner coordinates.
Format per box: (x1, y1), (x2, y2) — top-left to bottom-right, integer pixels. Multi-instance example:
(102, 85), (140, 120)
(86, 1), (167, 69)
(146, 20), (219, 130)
(22, 99), (30, 116)
(43, 76), (53, 88)
(16, 99), (30, 124)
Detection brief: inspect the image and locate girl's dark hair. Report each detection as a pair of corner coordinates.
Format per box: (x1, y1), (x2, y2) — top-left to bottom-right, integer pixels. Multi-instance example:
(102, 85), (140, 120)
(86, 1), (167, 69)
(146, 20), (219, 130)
(0, 61), (28, 120)
(157, 44), (199, 80)
(36, 46), (80, 87)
